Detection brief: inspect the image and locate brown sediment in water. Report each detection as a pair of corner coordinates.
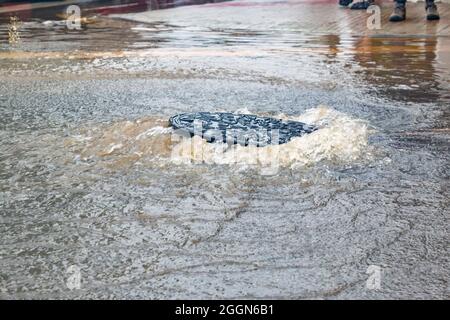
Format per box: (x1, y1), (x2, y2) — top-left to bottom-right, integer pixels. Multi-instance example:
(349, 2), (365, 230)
(64, 107), (373, 171)
(65, 117), (173, 169)
(1, 0), (448, 300)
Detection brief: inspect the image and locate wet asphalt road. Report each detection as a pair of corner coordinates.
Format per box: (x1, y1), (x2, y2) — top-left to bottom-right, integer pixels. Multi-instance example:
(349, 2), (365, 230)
(0, 0), (449, 299)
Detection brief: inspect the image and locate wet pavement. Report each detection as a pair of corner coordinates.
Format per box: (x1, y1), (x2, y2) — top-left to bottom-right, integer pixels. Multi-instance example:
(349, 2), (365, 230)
(0, 0), (449, 299)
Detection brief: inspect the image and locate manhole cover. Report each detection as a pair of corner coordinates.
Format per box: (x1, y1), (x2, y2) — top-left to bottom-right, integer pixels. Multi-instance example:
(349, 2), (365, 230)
(169, 112), (317, 146)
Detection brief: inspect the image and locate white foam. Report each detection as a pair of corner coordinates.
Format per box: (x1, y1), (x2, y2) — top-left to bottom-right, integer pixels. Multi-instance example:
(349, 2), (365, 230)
(70, 107), (372, 171)
(170, 106), (372, 169)
(136, 126), (173, 140)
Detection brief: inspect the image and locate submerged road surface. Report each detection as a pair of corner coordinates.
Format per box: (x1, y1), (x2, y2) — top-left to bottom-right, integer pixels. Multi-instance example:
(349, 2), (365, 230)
(0, 0), (449, 299)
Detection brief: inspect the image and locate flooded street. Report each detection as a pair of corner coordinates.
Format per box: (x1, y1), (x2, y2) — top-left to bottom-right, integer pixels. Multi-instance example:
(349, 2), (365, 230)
(0, 0), (449, 299)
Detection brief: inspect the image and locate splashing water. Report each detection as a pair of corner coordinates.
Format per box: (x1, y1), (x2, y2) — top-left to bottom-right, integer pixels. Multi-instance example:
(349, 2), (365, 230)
(68, 106), (373, 171)
(171, 106), (372, 169)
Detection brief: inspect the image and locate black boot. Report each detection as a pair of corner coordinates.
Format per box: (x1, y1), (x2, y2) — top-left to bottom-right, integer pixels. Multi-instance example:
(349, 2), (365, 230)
(390, 2), (406, 22)
(339, 0), (353, 6)
(350, 0), (374, 10)
(426, 1), (440, 21)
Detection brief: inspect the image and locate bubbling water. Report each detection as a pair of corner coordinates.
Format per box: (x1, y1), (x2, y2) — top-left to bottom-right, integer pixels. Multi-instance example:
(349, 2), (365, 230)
(171, 106), (373, 169)
(67, 106), (373, 171)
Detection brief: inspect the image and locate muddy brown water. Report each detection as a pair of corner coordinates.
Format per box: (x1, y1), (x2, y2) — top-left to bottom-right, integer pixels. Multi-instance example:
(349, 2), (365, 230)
(0, 1), (448, 299)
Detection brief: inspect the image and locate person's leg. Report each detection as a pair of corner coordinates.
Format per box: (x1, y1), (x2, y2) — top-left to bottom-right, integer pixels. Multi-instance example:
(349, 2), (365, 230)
(390, 0), (406, 22)
(350, 0), (374, 10)
(339, 0), (353, 6)
(426, 0), (440, 20)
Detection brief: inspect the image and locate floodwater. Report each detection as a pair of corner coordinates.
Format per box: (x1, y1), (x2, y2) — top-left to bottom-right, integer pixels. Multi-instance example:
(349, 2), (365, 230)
(0, 0), (449, 299)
